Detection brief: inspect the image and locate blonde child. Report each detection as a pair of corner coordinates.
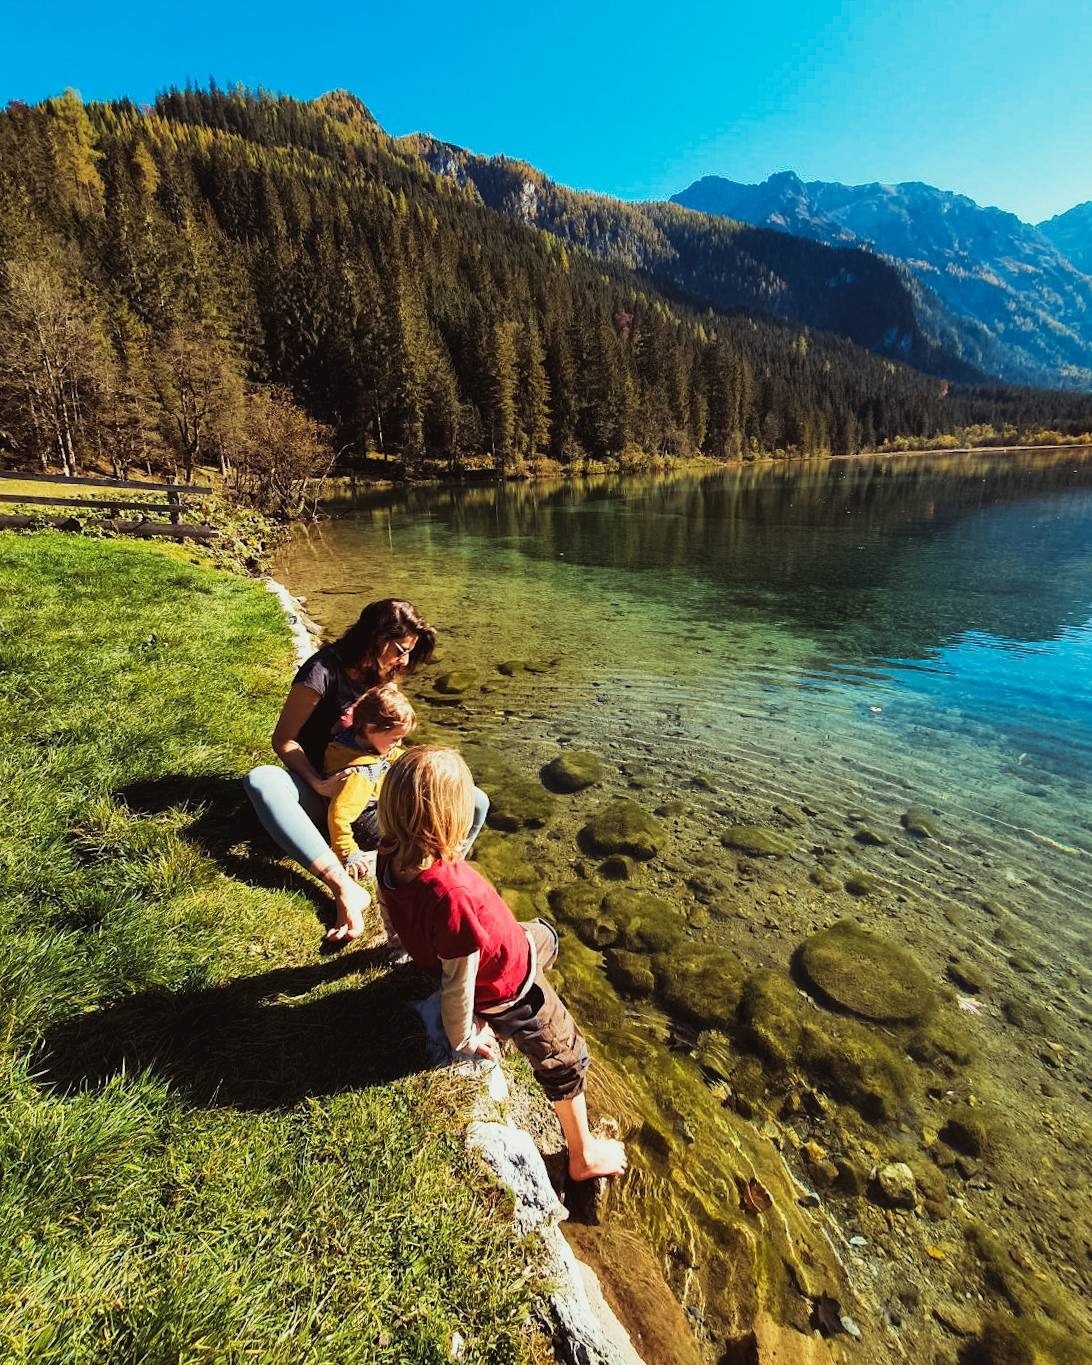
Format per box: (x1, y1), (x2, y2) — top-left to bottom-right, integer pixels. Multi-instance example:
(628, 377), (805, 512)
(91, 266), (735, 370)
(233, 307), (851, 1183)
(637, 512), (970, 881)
(323, 684), (416, 908)
(376, 745), (627, 1182)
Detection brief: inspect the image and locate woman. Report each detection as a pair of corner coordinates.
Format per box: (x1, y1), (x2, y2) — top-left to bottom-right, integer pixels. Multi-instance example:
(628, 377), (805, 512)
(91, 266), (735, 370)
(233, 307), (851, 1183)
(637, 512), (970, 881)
(244, 598), (489, 943)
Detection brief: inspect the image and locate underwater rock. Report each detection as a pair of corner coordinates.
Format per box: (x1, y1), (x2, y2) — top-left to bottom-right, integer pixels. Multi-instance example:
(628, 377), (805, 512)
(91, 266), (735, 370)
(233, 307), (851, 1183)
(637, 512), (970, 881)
(487, 776), (556, 831)
(580, 798), (666, 861)
(797, 1016), (912, 1121)
(1000, 997), (1054, 1036)
(434, 670), (477, 694)
(842, 870), (879, 896)
(853, 827), (890, 846)
(604, 949), (655, 997)
(740, 970), (805, 1069)
(796, 921), (935, 1022)
(602, 888), (686, 953)
(809, 868), (843, 893)
(962, 1311), (1081, 1364)
(774, 801), (809, 827)
(549, 882), (605, 923)
(470, 832), (539, 888)
(597, 854), (634, 881)
(542, 750), (604, 793)
(655, 800), (688, 818)
(496, 660), (527, 676)
(939, 1105), (992, 1158)
(901, 805), (941, 838)
(907, 1014), (975, 1071)
(932, 1300), (979, 1337)
(875, 1161), (917, 1208)
(721, 825), (795, 858)
(652, 944), (746, 1030)
(947, 957), (989, 994)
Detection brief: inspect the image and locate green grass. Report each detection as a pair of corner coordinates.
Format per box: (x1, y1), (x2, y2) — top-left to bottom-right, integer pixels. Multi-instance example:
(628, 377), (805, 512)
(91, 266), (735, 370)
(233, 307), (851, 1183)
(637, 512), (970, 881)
(0, 532), (538, 1363)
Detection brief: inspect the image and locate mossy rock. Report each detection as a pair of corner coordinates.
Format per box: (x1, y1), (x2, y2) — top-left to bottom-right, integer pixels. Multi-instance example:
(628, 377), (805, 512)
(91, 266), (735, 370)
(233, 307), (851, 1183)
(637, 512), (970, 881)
(605, 949), (655, 997)
(524, 659), (555, 674)
(853, 826), (890, 846)
(433, 670), (477, 694)
(796, 921), (935, 1022)
(908, 1013), (975, 1070)
(739, 970), (805, 1068)
(651, 944), (745, 1030)
(469, 832), (538, 888)
(580, 798), (666, 861)
(690, 772), (716, 792)
(655, 800), (688, 818)
(500, 887), (548, 922)
(720, 824), (794, 858)
(774, 801), (809, 827)
(555, 938), (626, 1033)
(901, 804), (941, 838)
(597, 854), (634, 881)
(542, 750), (604, 793)
(1008, 954), (1038, 975)
(797, 1014), (912, 1121)
(497, 660), (527, 676)
(1000, 997), (1054, 1036)
(809, 867), (843, 893)
(947, 957), (989, 994)
(486, 775), (555, 831)
(843, 869), (879, 896)
(962, 1311), (1083, 1365)
(939, 1104), (992, 1157)
(602, 888), (685, 953)
(548, 882), (604, 923)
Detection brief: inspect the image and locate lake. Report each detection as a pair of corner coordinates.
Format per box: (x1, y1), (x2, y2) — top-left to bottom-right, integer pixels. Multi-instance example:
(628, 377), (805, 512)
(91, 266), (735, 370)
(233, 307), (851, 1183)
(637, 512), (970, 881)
(274, 449), (1092, 1362)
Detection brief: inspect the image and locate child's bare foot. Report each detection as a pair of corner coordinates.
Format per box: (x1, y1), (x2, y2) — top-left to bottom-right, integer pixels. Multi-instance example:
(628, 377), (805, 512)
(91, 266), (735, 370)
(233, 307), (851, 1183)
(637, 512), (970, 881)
(325, 882), (370, 943)
(568, 1137), (627, 1181)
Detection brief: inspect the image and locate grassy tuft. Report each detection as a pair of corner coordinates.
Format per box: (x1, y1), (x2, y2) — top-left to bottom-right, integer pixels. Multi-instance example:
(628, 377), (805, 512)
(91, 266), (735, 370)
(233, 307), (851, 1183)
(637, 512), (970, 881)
(0, 532), (537, 1363)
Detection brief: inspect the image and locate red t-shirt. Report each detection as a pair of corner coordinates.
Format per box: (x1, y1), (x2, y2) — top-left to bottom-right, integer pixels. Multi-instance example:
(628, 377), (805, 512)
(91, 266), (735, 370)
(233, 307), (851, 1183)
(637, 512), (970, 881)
(378, 856), (531, 1006)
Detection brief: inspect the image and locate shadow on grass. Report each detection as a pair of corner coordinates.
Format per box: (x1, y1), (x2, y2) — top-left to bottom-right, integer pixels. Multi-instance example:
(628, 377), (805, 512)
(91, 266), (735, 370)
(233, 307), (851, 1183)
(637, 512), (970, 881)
(114, 773), (333, 922)
(39, 951), (435, 1110)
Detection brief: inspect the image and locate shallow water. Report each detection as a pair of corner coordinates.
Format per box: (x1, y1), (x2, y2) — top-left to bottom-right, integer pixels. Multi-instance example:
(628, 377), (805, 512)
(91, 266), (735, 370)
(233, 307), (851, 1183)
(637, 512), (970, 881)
(274, 450), (1092, 1361)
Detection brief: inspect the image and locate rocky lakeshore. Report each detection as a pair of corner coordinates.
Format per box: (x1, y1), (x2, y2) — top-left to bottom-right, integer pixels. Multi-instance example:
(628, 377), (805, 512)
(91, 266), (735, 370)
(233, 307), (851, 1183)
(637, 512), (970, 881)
(400, 650), (1092, 1364)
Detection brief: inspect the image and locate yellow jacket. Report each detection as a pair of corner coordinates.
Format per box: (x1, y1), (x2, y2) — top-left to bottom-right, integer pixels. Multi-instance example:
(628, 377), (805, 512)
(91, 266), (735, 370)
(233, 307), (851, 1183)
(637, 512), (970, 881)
(324, 738), (406, 863)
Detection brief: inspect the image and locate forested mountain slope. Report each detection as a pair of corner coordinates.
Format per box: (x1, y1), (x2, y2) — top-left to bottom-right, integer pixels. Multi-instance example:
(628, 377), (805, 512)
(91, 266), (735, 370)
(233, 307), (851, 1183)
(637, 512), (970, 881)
(2, 86), (1091, 484)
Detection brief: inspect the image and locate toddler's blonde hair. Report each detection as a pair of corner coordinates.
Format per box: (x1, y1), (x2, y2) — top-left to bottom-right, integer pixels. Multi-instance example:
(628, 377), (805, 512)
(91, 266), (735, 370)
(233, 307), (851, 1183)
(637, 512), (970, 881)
(350, 682), (416, 736)
(378, 744), (474, 866)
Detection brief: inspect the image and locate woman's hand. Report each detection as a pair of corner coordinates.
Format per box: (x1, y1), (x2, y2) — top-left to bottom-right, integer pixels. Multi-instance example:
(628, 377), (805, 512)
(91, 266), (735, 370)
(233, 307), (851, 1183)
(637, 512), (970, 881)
(312, 770), (351, 800)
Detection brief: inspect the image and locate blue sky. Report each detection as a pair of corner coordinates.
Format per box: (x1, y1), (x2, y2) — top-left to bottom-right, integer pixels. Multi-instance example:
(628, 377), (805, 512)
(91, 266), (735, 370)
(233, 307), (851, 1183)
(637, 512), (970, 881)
(2, 0), (1089, 224)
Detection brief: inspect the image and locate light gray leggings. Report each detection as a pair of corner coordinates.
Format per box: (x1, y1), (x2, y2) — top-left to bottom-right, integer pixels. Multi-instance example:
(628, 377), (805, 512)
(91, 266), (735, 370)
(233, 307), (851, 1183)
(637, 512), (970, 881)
(243, 764), (490, 872)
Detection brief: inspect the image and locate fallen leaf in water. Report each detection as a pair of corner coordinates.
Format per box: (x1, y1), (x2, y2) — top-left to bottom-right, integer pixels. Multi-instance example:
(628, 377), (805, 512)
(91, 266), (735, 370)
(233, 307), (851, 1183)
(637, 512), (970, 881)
(741, 1177), (773, 1215)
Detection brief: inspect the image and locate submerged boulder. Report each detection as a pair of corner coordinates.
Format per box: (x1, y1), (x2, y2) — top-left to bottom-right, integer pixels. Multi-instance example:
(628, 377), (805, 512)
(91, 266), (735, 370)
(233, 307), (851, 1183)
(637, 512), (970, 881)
(433, 670), (477, 694)
(542, 750), (604, 793)
(580, 798), (666, 860)
(901, 804), (942, 838)
(652, 944), (745, 1030)
(720, 825), (795, 858)
(605, 949), (655, 997)
(796, 921), (935, 1023)
(602, 889), (685, 953)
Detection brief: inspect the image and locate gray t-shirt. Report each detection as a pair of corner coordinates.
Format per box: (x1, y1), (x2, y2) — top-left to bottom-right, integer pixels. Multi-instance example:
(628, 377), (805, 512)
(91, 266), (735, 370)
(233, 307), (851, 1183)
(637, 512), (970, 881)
(293, 646), (378, 770)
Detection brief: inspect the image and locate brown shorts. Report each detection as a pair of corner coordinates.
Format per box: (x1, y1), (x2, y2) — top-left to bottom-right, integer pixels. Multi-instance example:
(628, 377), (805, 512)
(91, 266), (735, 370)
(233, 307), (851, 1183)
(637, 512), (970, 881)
(483, 920), (589, 1102)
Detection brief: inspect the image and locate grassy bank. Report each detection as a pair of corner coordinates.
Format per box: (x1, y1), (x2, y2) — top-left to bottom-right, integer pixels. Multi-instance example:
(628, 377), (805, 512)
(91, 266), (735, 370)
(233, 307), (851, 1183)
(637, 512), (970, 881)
(0, 532), (536, 1363)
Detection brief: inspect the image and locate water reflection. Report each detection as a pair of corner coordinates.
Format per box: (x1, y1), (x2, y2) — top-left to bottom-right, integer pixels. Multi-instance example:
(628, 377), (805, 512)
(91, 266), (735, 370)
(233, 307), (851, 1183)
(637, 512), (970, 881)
(329, 450), (1092, 659)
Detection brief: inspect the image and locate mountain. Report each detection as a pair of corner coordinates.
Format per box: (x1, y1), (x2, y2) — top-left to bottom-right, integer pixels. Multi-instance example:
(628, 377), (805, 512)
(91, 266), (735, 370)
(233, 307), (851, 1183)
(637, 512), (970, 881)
(404, 139), (987, 383)
(672, 173), (1092, 389)
(1039, 201), (1092, 276)
(3, 87), (1092, 484)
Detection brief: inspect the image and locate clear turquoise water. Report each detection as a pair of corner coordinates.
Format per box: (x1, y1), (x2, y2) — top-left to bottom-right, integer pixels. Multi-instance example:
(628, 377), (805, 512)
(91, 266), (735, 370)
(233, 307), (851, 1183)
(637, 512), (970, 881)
(274, 449), (1092, 1356)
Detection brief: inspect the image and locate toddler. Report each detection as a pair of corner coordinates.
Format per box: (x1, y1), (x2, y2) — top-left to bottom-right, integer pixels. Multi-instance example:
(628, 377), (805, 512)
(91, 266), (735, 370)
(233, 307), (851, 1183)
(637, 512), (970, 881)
(324, 684), (416, 888)
(376, 744), (626, 1182)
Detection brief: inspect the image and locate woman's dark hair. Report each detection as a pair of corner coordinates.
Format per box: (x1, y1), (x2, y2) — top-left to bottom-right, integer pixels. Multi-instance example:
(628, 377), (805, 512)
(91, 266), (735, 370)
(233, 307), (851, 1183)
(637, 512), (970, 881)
(333, 599), (436, 677)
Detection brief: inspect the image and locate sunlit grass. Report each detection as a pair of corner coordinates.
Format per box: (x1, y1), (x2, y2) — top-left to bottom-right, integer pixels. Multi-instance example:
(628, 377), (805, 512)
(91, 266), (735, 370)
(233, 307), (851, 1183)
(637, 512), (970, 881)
(0, 531), (537, 1363)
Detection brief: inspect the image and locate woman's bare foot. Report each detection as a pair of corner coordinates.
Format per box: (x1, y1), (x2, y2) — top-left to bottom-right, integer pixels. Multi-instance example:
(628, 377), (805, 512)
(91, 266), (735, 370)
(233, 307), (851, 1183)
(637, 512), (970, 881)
(325, 881), (370, 943)
(568, 1137), (627, 1181)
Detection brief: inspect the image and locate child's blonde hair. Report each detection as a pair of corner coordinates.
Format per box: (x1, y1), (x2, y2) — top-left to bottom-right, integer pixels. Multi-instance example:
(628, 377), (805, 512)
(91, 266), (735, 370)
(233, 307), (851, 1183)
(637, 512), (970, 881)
(351, 682), (416, 737)
(378, 744), (474, 866)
